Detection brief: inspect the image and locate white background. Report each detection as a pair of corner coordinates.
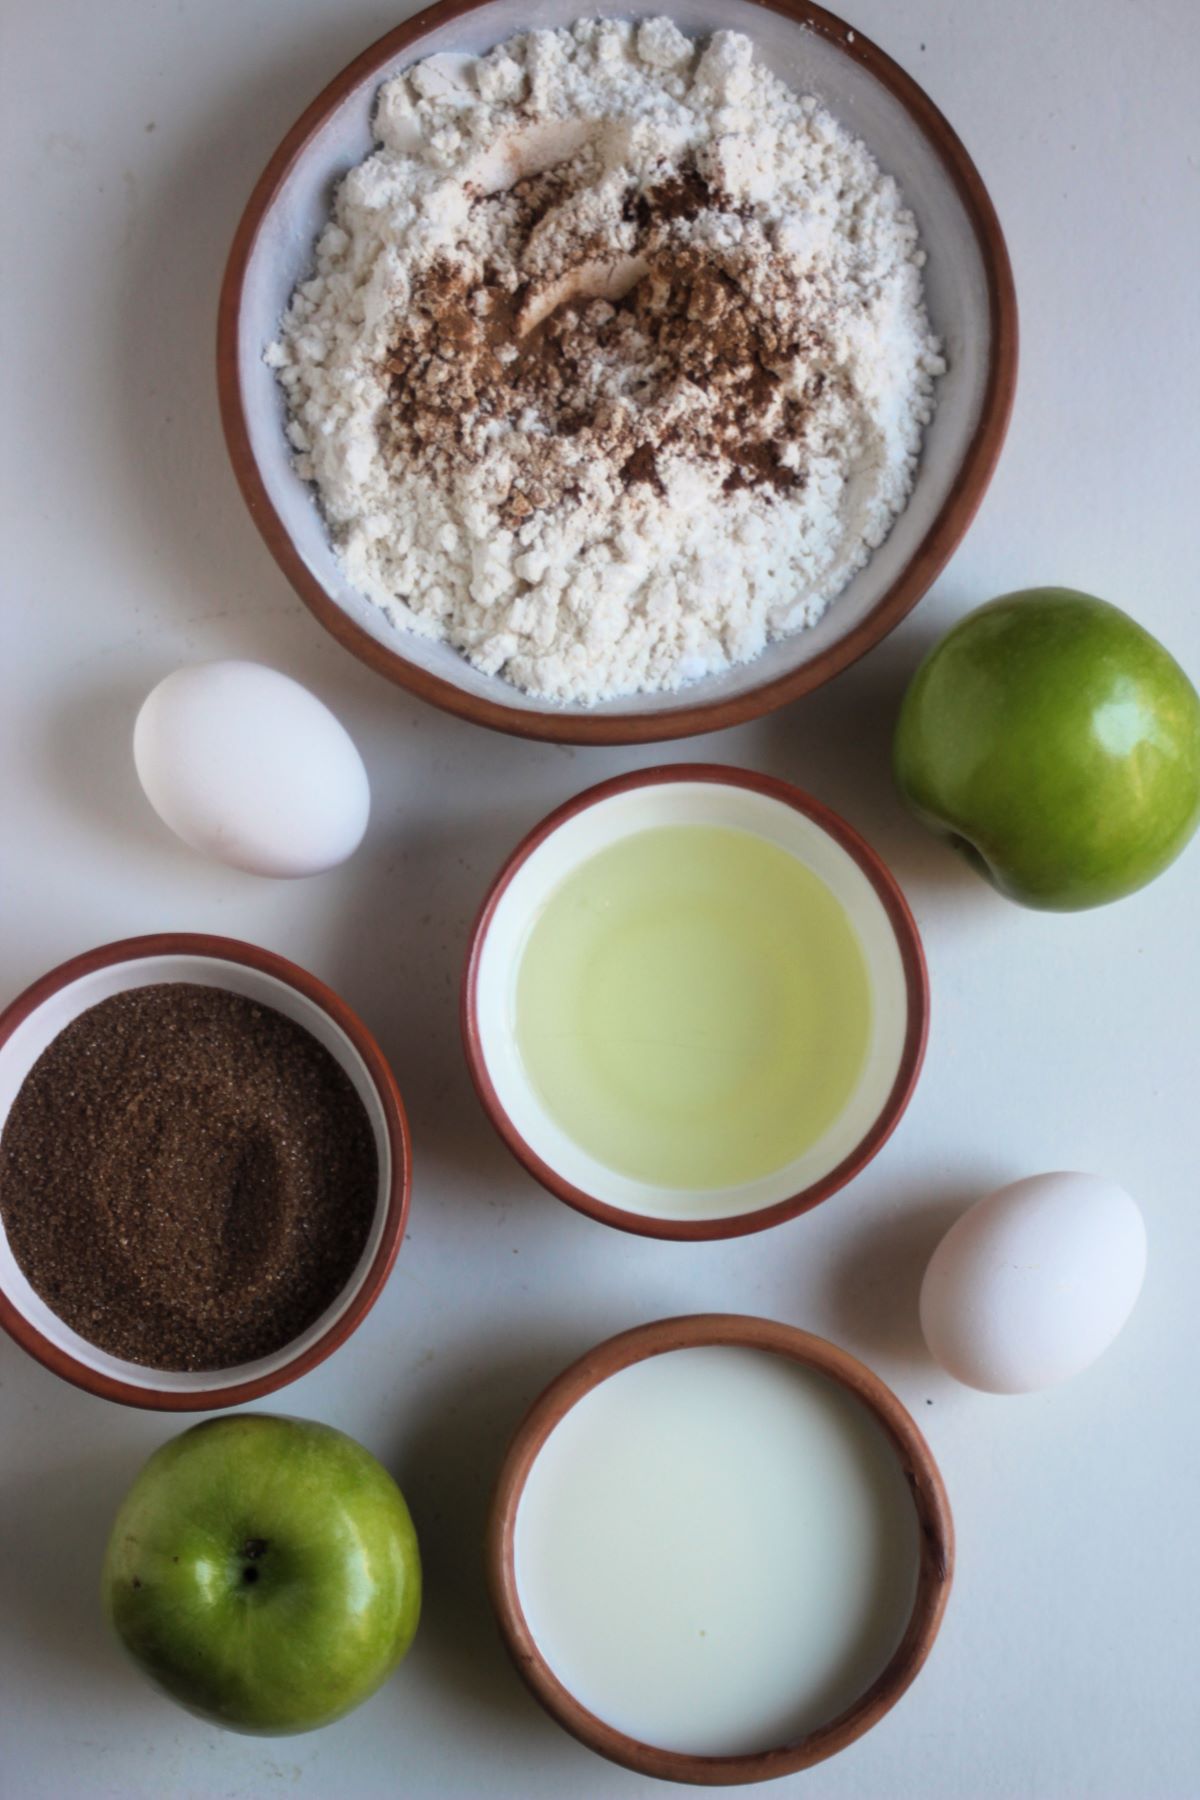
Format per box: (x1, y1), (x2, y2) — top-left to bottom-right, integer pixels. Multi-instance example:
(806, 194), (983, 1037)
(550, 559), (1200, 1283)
(2, 2), (1198, 1796)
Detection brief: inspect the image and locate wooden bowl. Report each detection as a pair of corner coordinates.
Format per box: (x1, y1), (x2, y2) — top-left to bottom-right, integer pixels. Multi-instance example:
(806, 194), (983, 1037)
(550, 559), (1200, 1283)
(218, 0), (1017, 744)
(487, 1313), (954, 1784)
(462, 766), (928, 1239)
(0, 934), (411, 1411)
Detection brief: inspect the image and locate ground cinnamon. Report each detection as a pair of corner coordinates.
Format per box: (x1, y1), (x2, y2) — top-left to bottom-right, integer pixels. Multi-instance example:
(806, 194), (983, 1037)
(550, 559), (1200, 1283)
(380, 162), (824, 530)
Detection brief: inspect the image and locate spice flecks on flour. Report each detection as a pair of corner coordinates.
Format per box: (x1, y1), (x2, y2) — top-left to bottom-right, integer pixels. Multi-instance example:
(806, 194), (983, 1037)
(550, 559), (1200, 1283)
(270, 20), (945, 704)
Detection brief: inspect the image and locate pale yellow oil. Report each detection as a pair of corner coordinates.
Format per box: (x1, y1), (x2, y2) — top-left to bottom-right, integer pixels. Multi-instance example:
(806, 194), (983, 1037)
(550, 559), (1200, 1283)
(514, 825), (872, 1191)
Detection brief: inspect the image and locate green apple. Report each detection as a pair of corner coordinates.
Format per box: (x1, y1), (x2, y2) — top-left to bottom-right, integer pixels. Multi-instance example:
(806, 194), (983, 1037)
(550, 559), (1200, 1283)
(894, 588), (1200, 909)
(102, 1414), (421, 1734)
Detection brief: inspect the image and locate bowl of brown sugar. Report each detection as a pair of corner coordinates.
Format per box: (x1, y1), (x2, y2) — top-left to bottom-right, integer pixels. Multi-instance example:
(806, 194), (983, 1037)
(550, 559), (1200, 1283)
(0, 934), (410, 1410)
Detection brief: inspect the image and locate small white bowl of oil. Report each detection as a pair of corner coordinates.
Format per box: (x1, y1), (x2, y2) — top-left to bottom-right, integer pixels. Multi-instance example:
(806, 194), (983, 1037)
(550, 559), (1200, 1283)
(462, 766), (927, 1239)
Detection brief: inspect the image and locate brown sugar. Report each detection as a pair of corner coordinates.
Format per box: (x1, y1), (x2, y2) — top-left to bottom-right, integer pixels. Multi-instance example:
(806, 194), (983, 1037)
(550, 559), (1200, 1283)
(0, 985), (378, 1371)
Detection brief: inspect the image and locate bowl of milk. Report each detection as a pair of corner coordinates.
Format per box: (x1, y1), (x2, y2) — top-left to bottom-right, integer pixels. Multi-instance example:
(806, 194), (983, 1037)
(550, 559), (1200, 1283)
(487, 1313), (953, 1782)
(463, 765), (928, 1237)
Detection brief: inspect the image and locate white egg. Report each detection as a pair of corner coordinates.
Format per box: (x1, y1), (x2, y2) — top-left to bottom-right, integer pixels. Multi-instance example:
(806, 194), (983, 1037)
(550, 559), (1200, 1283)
(133, 662), (370, 877)
(919, 1173), (1146, 1394)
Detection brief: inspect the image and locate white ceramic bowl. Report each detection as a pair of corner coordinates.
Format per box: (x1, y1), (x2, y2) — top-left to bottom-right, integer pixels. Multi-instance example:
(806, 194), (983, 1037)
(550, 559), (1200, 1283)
(462, 767), (928, 1237)
(487, 1314), (953, 1784)
(219, 0), (1017, 743)
(0, 935), (411, 1410)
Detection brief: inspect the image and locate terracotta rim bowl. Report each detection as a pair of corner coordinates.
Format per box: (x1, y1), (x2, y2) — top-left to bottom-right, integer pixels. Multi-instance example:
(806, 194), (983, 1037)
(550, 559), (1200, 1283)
(486, 1313), (954, 1785)
(462, 765), (928, 1240)
(218, 0), (1017, 744)
(0, 934), (411, 1411)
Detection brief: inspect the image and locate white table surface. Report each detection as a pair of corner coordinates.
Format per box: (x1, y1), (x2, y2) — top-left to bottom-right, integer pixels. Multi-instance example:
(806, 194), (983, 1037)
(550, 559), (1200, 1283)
(3, 2), (1198, 1796)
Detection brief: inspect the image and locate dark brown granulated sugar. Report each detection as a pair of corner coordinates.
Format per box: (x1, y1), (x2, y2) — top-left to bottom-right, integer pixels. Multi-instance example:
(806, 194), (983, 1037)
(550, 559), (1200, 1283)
(0, 984), (378, 1371)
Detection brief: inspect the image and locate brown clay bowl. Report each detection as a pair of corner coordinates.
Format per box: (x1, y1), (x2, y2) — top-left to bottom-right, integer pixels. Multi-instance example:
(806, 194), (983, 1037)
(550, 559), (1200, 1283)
(218, 0), (1017, 743)
(0, 934), (411, 1411)
(462, 765), (928, 1239)
(487, 1313), (954, 1784)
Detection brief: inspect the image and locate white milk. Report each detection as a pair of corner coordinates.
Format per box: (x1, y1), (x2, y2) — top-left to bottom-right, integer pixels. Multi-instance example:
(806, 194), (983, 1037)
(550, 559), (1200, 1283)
(514, 1346), (920, 1756)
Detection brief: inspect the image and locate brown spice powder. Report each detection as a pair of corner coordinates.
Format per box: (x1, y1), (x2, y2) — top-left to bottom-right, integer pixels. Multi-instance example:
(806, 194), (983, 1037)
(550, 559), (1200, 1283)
(0, 985), (378, 1371)
(379, 163), (827, 529)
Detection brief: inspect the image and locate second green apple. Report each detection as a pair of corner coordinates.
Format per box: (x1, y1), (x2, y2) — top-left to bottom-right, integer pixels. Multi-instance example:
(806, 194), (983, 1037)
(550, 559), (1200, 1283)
(102, 1414), (421, 1735)
(894, 588), (1200, 910)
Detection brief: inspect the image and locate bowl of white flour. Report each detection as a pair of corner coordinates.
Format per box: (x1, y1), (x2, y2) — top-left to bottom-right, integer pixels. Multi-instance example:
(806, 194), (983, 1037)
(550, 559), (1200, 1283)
(219, 3), (1016, 742)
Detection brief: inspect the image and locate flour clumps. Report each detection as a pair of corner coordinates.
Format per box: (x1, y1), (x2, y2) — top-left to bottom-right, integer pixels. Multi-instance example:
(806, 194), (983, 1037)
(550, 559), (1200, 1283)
(270, 20), (945, 704)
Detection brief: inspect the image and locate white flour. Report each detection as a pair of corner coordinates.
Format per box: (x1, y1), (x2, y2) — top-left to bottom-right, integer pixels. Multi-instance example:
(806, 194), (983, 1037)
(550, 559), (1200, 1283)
(270, 19), (944, 704)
